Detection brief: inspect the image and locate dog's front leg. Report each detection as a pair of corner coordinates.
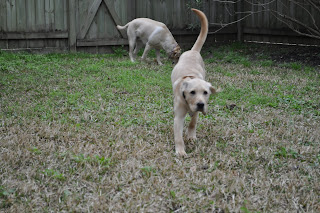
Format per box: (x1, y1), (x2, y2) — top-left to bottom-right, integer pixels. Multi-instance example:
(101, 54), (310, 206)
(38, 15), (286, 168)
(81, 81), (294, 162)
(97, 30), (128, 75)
(133, 41), (143, 60)
(141, 43), (152, 62)
(174, 109), (187, 156)
(155, 49), (163, 65)
(187, 112), (199, 140)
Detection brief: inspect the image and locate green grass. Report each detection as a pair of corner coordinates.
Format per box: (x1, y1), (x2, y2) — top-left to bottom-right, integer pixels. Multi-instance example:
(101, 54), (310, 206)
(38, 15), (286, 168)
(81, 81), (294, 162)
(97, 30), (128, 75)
(0, 44), (319, 212)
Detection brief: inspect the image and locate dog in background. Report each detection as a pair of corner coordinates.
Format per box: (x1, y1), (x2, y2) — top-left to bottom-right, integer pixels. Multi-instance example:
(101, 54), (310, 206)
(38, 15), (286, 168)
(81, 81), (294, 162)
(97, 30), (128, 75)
(171, 9), (220, 156)
(117, 18), (181, 65)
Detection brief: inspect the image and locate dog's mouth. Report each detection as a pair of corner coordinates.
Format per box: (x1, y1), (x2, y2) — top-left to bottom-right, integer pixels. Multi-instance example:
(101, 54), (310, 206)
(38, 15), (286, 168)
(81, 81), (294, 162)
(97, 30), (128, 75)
(200, 110), (206, 115)
(197, 109), (206, 115)
(196, 102), (206, 115)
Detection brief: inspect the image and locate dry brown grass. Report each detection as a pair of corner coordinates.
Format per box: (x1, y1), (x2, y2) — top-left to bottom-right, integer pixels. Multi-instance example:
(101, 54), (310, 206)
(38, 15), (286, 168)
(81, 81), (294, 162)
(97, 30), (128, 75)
(0, 44), (319, 212)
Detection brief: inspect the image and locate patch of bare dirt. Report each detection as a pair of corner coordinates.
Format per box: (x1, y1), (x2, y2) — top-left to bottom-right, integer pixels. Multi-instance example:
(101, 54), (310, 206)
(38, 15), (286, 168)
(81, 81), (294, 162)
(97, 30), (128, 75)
(248, 43), (320, 67)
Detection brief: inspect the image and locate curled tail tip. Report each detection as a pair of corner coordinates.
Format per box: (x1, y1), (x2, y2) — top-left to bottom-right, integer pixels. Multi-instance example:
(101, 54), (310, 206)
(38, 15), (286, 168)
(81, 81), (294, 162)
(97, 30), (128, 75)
(191, 8), (200, 13)
(190, 9), (208, 52)
(191, 8), (206, 17)
(116, 25), (127, 30)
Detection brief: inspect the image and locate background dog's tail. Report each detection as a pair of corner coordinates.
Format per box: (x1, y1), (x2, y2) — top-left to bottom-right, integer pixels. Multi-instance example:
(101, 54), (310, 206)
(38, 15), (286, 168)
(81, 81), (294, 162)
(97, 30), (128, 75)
(191, 9), (208, 53)
(116, 23), (129, 31)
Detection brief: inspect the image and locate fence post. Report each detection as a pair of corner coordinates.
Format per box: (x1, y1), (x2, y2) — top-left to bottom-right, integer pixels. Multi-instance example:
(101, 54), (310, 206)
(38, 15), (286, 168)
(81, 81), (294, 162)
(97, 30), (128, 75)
(68, 0), (77, 51)
(237, 0), (244, 42)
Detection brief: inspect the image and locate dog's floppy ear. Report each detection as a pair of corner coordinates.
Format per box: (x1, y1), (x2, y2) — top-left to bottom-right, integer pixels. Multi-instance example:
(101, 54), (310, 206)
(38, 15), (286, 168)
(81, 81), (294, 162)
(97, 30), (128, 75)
(181, 81), (188, 92)
(210, 86), (216, 95)
(181, 81), (189, 98)
(207, 82), (221, 95)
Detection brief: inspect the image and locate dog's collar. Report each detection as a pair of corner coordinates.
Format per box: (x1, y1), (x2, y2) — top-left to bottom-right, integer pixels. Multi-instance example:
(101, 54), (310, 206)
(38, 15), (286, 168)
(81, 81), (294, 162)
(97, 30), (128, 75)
(182, 76), (195, 80)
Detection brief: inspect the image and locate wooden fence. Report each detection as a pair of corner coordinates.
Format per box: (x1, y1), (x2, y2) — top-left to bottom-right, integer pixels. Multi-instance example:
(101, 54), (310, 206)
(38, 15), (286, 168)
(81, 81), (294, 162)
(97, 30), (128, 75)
(0, 0), (319, 53)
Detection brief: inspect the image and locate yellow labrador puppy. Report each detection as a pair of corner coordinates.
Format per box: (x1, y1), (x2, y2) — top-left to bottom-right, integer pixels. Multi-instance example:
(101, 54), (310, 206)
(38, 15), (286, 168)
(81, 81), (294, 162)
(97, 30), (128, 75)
(117, 18), (181, 65)
(171, 9), (219, 156)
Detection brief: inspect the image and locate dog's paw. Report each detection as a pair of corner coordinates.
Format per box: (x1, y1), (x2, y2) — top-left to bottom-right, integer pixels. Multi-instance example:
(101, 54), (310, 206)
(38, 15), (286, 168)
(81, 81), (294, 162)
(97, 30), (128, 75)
(186, 130), (197, 140)
(175, 148), (187, 156)
(187, 135), (197, 141)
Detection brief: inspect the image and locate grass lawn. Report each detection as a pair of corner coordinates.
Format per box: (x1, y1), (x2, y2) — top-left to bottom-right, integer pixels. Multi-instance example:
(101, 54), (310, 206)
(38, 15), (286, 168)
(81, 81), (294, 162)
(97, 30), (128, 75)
(0, 43), (319, 212)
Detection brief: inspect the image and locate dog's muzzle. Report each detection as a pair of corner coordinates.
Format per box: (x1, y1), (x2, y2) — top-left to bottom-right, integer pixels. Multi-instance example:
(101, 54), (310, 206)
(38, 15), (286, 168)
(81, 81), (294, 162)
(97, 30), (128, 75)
(197, 102), (204, 110)
(197, 102), (206, 115)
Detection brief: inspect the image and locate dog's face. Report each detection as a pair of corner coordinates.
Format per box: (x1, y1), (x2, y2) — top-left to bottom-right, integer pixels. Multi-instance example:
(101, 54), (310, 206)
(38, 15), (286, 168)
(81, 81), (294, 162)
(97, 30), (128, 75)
(181, 78), (216, 115)
(169, 46), (181, 63)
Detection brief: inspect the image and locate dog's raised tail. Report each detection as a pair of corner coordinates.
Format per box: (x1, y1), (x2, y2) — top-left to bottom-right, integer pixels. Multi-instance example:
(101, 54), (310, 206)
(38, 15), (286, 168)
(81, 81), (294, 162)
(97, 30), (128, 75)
(116, 23), (129, 30)
(191, 9), (208, 52)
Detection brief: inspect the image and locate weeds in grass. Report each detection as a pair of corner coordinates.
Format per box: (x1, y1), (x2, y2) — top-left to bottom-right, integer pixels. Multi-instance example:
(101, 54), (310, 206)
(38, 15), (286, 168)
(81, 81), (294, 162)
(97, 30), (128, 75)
(0, 43), (319, 212)
(112, 45), (128, 57)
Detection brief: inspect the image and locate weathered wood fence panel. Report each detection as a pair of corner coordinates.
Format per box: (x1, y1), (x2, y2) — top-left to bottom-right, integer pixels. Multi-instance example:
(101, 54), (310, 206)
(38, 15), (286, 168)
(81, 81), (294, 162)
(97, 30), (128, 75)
(0, 0), (69, 50)
(243, 0), (320, 45)
(0, 0), (319, 52)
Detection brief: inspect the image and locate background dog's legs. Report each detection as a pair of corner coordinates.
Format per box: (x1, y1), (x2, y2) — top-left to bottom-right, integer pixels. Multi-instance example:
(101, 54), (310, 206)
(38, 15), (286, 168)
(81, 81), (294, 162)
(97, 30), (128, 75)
(187, 112), (199, 140)
(141, 43), (152, 62)
(174, 110), (187, 156)
(127, 27), (137, 62)
(128, 39), (136, 62)
(133, 41), (143, 60)
(155, 49), (162, 65)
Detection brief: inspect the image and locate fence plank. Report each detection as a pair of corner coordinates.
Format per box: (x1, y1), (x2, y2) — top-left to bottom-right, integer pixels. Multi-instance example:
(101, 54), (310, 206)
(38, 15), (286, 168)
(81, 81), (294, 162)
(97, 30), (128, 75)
(55, 0), (65, 31)
(16, 0), (26, 31)
(96, 1), (106, 39)
(63, 0), (68, 31)
(45, 0), (55, 31)
(27, 0), (36, 31)
(77, 38), (128, 46)
(0, 0), (7, 31)
(127, 0), (135, 22)
(6, 0), (17, 31)
(103, 0), (127, 38)
(69, 0), (77, 51)
(36, 0), (45, 29)
(237, 0), (243, 42)
(0, 0), (7, 49)
(0, 32), (68, 39)
(79, 0), (102, 39)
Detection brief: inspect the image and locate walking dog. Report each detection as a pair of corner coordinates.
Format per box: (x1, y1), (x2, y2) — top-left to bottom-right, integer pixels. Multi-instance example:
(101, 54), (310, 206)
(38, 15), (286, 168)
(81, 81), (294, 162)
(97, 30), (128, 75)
(171, 9), (220, 156)
(117, 18), (181, 65)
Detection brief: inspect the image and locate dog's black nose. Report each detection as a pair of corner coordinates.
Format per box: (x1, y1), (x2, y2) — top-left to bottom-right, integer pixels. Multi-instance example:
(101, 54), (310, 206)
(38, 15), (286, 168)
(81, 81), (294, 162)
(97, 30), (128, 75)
(197, 103), (204, 110)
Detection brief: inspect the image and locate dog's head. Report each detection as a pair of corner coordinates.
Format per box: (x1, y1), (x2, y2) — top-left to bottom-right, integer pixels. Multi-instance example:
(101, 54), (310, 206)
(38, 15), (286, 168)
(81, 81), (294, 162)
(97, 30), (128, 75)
(169, 45), (181, 63)
(181, 78), (217, 115)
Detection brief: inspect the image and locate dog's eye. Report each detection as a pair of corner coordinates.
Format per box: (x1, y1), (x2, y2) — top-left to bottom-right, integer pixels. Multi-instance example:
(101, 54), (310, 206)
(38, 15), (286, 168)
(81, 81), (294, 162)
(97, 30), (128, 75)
(204, 91), (208, 95)
(190, 91), (196, 95)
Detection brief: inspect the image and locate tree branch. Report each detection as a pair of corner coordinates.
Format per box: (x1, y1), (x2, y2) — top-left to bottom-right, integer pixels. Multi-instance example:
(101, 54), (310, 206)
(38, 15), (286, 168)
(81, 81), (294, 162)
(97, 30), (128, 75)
(208, 0), (320, 40)
(270, 10), (320, 40)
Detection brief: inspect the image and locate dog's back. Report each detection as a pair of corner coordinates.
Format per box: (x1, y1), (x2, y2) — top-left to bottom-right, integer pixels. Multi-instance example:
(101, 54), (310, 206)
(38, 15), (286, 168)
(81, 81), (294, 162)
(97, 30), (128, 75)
(117, 18), (167, 35)
(171, 52), (205, 84)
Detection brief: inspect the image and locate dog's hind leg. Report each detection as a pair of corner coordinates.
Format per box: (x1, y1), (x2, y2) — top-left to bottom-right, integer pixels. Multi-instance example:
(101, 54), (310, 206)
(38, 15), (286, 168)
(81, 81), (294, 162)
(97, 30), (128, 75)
(187, 112), (199, 140)
(127, 27), (137, 62)
(128, 39), (137, 62)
